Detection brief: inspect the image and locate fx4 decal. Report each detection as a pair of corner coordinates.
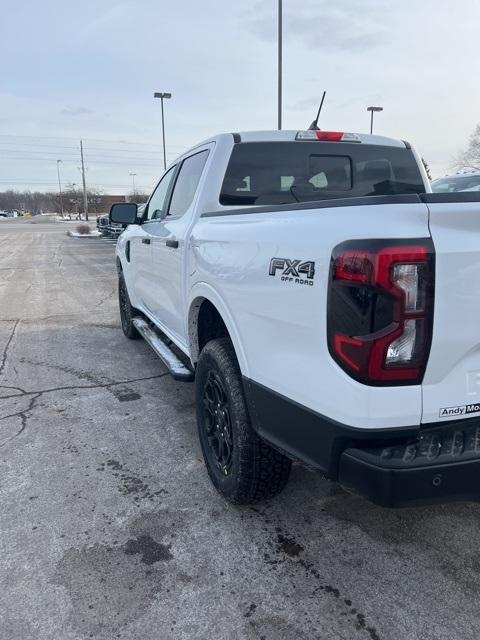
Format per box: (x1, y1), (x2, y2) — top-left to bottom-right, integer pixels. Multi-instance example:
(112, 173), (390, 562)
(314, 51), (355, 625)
(269, 258), (315, 286)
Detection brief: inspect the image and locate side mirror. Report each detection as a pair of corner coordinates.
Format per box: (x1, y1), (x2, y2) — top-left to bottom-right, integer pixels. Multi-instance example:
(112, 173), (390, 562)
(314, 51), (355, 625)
(109, 202), (138, 224)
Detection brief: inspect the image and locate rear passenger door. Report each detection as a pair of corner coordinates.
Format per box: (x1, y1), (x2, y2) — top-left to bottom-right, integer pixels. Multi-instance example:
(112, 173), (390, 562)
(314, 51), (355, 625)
(147, 147), (210, 346)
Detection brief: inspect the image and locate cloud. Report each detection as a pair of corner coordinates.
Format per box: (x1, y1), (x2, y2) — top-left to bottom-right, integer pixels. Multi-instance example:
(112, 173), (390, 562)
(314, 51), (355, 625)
(288, 96), (320, 112)
(82, 2), (135, 37)
(245, 0), (387, 52)
(61, 106), (94, 117)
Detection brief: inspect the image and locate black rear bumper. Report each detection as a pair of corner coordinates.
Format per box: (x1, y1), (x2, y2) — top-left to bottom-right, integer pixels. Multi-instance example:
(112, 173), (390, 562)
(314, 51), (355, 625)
(243, 377), (480, 507)
(339, 434), (480, 507)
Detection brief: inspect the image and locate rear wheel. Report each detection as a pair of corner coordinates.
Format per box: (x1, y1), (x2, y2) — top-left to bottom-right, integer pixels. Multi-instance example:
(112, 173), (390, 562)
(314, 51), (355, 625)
(196, 338), (291, 504)
(118, 272), (140, 339)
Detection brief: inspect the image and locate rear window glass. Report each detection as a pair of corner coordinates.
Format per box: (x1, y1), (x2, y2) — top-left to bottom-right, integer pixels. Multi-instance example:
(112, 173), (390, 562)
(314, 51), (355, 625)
(220, 141), (425, 206)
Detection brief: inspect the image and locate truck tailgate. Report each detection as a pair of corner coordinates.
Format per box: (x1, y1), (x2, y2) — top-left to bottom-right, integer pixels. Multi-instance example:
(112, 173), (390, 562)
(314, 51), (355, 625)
(422, 194), (480, 423)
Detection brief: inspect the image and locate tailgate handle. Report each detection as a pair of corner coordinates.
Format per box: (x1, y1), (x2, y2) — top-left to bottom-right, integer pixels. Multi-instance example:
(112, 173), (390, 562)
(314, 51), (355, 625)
(166, 238), (179, 249)
(142, 238), (151, 245)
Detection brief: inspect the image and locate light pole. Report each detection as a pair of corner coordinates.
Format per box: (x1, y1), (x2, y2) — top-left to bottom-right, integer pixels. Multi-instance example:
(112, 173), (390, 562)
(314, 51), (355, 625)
(79, 140), (88, 221)
(56, 159), (64, 218)
(367, 106), (383, 134)
(278, 0), (282, 130)
(129, 172), (137, 195)
(153, 91), (172, 170)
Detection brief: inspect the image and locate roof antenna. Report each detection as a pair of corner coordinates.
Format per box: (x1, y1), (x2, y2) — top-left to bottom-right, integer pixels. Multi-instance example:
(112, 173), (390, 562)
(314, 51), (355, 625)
(308, 91), (326, 130)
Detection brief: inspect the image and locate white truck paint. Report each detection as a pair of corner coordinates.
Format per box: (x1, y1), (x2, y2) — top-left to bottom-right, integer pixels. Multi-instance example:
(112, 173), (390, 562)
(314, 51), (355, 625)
(422, 200), (480, 421)
(112, 130), (480, 506)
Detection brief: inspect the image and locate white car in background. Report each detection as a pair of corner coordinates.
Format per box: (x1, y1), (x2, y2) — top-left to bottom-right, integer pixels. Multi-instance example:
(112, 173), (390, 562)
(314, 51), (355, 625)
(431, 172), (480, 192)
(0, 210), (21, 218)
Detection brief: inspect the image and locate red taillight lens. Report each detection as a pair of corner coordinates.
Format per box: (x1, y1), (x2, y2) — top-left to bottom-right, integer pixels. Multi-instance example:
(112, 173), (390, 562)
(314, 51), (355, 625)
(316, 131), (344, 141)
(334, 250), (373, 283)
(327, 240), (435, 386)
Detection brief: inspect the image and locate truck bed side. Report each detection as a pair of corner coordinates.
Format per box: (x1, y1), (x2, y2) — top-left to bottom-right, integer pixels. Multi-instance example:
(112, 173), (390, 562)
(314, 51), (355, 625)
(190, 197), (430, 431)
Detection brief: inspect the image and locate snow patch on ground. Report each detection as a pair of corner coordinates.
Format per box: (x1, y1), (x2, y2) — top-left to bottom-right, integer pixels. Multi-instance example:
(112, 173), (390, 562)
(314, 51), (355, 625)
(67, 230), (101, 238)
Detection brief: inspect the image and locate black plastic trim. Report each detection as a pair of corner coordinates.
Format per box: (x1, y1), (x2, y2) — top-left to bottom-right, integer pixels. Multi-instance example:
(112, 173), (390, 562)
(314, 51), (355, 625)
(420, 192), (480, 204)
(402, 140), (412, 149)
(232, 133), (241, 143)
(242, 377), (480, 506)
(242, 377), (418, 478)
(339, 451), (480, 507)
(201, 194), (422, 218)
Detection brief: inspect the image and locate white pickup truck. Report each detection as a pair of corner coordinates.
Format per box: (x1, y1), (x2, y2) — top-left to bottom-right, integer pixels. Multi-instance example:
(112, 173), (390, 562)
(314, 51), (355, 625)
(111, 129), (480, 507)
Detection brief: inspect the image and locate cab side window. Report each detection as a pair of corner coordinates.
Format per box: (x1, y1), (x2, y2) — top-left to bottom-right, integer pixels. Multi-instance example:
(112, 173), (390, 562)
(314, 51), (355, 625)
(168, 150), (209, 218)
(146, 166), (176, 220)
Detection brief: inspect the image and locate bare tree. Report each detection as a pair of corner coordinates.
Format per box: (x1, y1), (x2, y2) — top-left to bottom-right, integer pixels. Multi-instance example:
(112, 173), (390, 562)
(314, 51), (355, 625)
(0, 189), (57, 214)
(86, 187), (105, 214)
(421, 158), (432, 181)
(127, 190), (149, 204)
(0, 190), (19, 210)
(64, 183), (82, 216)
(0, 188), (128, 215)
(455, 124), (480, 171)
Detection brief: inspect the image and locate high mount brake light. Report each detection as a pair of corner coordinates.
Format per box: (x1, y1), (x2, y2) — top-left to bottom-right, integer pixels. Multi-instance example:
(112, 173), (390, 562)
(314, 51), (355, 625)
(327, 240), (435, 386)
(296, 131), (361, 143)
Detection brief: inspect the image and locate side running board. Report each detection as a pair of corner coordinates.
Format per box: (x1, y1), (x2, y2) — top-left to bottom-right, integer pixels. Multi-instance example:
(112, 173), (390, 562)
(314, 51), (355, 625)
(132, 317), (194, 382)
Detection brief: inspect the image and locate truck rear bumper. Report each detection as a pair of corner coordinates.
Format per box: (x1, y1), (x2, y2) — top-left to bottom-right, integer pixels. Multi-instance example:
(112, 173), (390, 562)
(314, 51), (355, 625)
(339, 444), (480, 508)
(242, 377), (480, 507)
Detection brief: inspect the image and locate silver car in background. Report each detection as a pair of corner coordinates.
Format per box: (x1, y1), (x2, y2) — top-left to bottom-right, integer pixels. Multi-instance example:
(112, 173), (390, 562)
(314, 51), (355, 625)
(431, 172), (480, 192)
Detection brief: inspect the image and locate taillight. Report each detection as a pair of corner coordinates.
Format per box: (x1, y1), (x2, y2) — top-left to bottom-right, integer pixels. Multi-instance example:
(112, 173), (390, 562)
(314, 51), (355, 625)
(327, 239), (435, 386)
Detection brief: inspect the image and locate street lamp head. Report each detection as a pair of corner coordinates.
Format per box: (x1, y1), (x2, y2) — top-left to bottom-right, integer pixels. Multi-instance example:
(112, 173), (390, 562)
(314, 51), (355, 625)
(367, 106), (383, 113)
(154, 92), (172, 99)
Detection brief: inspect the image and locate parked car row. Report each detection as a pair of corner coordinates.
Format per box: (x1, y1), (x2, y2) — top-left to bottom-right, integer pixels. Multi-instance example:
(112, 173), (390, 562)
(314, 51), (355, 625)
(0, 209), (22, 218)
(98, 204), (145, 238)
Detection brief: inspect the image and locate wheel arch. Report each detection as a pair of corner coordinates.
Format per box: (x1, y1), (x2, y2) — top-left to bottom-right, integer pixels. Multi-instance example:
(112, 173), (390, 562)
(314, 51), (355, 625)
(187, 285), (249, 375)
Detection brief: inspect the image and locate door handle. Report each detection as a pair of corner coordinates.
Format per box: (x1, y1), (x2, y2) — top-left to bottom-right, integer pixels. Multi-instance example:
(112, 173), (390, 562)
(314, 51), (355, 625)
(166, 238), (179, 249)
(142, 238), (151, 245)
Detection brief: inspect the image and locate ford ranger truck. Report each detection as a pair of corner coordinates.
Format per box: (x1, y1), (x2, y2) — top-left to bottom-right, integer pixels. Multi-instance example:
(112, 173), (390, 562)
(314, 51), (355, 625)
(110, 130), (480, 507)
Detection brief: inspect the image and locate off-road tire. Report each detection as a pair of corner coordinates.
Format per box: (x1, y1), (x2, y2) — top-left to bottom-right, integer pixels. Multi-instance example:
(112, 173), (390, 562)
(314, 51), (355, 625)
(196, 337), (291, 504)
(118, 272), (141, 339)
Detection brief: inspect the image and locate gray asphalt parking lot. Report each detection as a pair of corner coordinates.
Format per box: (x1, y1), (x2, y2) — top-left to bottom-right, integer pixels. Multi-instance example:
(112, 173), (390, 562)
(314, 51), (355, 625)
(1, 219), (479, 640)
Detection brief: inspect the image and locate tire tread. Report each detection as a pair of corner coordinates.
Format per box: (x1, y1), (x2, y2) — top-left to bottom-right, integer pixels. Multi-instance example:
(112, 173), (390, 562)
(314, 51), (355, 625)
(118, 272), (141, 340)
(196, 337), (291, 504)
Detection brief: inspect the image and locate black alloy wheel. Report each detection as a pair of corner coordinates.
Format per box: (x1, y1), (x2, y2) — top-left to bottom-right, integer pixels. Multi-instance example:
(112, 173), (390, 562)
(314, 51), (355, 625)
(202, 370), (234, 476)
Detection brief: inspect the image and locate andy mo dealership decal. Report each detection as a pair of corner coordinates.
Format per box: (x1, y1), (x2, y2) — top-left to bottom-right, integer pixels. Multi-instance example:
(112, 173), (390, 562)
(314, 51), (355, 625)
(439, 403), (480, 418)
(269, 257), (315, 286)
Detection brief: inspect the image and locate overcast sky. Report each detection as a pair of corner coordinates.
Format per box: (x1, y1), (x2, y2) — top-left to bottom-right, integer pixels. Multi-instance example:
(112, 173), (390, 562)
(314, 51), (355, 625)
(1, 0), (479, 194)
